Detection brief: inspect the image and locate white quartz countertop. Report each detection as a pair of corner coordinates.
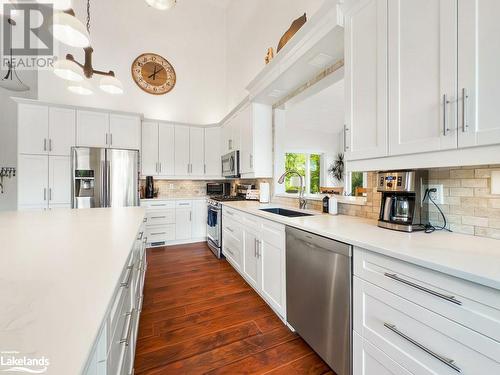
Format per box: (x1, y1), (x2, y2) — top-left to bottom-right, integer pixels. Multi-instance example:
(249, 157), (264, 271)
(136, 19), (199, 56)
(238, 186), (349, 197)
(140, 196), (207, 201)
(223, 201), (500, 290)
(0, 207), (146, 375)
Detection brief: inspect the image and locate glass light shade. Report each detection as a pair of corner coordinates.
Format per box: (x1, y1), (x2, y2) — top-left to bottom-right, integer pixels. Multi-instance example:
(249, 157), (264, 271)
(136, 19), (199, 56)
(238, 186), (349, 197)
(51, 11), (90, 48)
(53, 59), (83, 81)
(67, 81), (92, 95)
(145, 0), (176, 11)
(36, 0), (72, 11)
(99, 75), (123, 94)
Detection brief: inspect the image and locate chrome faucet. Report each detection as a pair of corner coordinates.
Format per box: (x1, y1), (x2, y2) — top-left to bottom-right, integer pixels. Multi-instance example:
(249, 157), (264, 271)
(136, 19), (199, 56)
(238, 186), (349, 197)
(278, 170), (307, 209)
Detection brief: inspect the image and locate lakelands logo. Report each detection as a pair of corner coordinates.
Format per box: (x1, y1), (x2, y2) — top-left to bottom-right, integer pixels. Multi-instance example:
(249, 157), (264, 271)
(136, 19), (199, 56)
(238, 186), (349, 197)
(0, 351), (50, 374)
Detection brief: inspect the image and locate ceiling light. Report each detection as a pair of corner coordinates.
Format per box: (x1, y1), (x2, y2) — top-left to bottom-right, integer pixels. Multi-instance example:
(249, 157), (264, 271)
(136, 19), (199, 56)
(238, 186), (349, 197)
(68, 81), (92, 95)
(36, 0), (72, 11)
(145, 0), (177, 11)
(99, 75), (123, 94)
(51, 11), (90, 48)
(53, 58), (84, 81)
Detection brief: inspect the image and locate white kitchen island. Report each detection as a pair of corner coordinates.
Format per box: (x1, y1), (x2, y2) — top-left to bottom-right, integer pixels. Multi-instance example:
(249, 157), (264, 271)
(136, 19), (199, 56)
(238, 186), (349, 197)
(0, 207), (146, 375)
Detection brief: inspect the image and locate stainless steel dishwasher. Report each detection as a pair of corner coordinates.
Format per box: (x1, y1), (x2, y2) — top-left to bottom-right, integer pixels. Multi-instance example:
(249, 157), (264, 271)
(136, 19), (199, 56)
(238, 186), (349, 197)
(286, 226), (352, 375)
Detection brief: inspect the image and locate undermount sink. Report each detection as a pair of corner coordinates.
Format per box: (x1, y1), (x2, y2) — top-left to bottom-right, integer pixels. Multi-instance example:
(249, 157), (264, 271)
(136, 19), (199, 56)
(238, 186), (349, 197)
(259, 208), (314, 218)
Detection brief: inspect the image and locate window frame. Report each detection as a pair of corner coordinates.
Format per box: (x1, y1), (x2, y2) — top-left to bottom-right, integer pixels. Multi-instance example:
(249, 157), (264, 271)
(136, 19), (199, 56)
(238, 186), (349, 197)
(283, 152), (322, 196)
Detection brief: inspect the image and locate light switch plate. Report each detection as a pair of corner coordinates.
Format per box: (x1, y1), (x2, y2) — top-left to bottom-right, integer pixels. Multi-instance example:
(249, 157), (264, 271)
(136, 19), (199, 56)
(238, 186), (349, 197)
(491, 171), (500, 195)
(427, 184), (444, 204)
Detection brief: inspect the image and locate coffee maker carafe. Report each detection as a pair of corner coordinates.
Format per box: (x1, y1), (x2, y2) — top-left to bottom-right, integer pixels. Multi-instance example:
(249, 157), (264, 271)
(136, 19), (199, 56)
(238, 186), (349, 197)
(377, 170), (428, 232)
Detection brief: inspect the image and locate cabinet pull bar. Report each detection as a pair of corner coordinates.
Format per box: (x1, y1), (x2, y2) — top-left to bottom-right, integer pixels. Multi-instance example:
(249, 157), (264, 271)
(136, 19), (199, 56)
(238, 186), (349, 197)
(43, 139), (47, 152)
(462, 88), (469, 132)
(151, 232), (166, 236)
(120, 309), (134, 346)
(384, 323), (461, 373)
(384, 273), (462, 305)
(110, 133), (113, 146)
(204, 164), (206, 174)
(120, 266), (133, 288)
(43, 188), (47, 201)
(225, 226), (234, 233)
(151, 216), (167, 219)
(49, 188), (52, 201)
(443, 94), (450, 136)
(49, 139), (52, 152)
(137, 232), (144, 240)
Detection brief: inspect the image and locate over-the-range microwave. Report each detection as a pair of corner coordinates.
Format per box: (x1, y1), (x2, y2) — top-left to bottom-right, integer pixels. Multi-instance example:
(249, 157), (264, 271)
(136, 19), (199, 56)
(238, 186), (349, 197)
(221, 150), (240, 178)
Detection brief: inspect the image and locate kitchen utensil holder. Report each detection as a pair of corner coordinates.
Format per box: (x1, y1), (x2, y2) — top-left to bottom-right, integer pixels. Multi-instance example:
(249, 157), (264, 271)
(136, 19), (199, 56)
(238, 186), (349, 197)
(0, 167), (16, 194)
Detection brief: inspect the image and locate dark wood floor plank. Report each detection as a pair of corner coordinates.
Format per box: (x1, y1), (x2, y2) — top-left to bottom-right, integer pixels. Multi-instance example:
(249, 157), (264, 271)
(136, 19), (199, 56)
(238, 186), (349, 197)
(134, 242), (331, 375)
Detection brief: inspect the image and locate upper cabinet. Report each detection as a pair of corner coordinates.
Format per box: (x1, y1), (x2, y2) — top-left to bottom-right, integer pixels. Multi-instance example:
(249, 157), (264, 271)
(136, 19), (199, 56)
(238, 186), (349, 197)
(141, 121), (175, 177)
(77, 110), (141, 150)
(189, 127), (205, 176)
(158, 123), (175, 176)
(388, 0), (457, 155)
(221, 115), (241, 154)
(345, 0), (500, 164)
(18, 104), (76, 157)
(174, 126), (191, 176)
(204, 127), (222, 178)
(344, 0), (388, 161)
(458, 0), (500, 148)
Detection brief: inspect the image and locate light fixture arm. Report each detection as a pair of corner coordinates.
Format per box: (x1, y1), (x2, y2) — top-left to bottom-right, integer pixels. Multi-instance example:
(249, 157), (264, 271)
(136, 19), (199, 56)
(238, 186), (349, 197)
(66, 48), (115, 78)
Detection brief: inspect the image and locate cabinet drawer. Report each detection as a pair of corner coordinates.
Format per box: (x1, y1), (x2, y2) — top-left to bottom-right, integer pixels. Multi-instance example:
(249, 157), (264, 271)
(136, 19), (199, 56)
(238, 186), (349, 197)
(176, 200), (192, 208)
(145, 209), (175, 225)
(260, 218), (285, 250)
(241, 212), (261, 232)
(222, 206), (241, 223)
(354, 277), (500, 375)
(354, 247), (500, 342)
(223, 235), (242, 271)
(108, 299), (133, 375)
(146, 225), (175, 244)
(140, 200), (175, 209)
(222, 215), (243, 242)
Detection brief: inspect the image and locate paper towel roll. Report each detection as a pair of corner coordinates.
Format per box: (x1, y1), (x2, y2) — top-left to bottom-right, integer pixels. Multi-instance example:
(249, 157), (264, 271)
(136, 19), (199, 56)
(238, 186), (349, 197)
(260, 182), (270, 203)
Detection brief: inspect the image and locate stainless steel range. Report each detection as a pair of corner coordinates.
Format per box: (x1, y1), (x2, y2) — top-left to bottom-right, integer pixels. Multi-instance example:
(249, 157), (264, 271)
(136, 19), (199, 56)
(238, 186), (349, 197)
(207, 195), (247, 259)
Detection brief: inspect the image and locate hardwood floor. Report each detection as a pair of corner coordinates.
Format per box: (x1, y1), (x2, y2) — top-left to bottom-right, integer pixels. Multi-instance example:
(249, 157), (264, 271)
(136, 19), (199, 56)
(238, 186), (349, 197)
(134, 242), (333, 375)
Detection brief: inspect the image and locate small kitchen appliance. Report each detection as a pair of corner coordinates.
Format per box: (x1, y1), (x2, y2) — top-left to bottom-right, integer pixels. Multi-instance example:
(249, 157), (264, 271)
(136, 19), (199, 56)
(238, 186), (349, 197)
(377, 170), (428, 232)
(206, 182), (231, 197)
(145, 176), (155, 199)
(221, 150), (240, 178)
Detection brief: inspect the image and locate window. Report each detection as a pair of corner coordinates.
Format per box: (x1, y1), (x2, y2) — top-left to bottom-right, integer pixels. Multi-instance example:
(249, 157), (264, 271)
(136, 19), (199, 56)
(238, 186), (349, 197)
(284, 153), (322, 195)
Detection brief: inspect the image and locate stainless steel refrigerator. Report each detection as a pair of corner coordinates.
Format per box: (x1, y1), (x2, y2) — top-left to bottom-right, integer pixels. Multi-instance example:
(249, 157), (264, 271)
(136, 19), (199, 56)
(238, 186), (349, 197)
(71, 147), (140, 208)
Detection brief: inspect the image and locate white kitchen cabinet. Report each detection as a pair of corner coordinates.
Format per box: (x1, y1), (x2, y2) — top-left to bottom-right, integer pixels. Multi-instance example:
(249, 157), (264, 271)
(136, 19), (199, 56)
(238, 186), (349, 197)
(239, 103), (273, 178)
(48, 156), (71, 207)
(458, 0), (500, 148)
(189, 127), (205, 176)
(174, 126), (190, 176)
(242, 226), (260, 289)
(344, 0), (388, 161)
(204, 127), (222, 177)
(158, 123), (175, 176)
(109, 114), (141, 150)
(49, 107), (76, 156)
(18, 104), (76, 157)
(141, 121), (159, 176)
(175, 200), (192, 240)
(17, 154), (48, 209)
(222, 120), (232, 154)
(221, 114), (241, 154)
(191, 199), (207, 239)
(388, 0), (458, 155)
(77, 110), (109, 148)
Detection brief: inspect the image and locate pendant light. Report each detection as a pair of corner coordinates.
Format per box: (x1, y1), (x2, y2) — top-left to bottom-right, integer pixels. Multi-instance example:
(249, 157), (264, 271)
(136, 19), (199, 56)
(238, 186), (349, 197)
(51, 10), (90, 48)
(0, 18), (30, 92)
(145, 0), (177, 11)
(36, 0), (72, 11)
(99, 75), (123, 94)
(67, 80), (92, 95)
(53, 58), (84, 81)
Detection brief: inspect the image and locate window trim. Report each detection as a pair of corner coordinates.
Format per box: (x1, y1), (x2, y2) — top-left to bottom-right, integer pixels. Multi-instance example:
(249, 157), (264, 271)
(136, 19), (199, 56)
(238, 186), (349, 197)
(283, 152), (322, 195)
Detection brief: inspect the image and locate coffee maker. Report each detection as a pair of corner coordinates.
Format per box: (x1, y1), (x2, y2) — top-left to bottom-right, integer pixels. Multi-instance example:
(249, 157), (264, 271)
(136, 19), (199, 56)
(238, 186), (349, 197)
(377, 170), (429, 232)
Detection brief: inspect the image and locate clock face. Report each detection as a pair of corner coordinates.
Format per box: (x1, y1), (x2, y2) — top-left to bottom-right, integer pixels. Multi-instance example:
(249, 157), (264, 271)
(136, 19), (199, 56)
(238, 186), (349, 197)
(131, 53), (176, 95)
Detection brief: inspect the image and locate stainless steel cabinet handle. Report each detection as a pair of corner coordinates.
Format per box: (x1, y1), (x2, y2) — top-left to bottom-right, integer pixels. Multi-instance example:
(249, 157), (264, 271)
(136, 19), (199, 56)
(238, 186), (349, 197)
(48, 139), (52, 152)
(105, 133), (108, 145)
(159, 162), (162, 173)
(225, 226), (234, 233)
(189, 211), (192, 221)
(49, 188), (52, 201)
(120, 309), (134, 346)
(151, 204), (167, 207)
(443, 94), (450, 136)
(462, 88), (469, 133)
(226, 247), (234, 256)
(43, 138), (47, 152)
(384, 273), (462, 305)
(137, 232), (144, 240)
(384, 323), (461, 373)
(178, 203), (190, 206)
(187, 163), (190, 174)
(343, 124), (349, 151)
(256, 239), (261, 258)
(43, 188), (47, 201)
(151, 232), (166, 236)
(250, 154), (253, 169)
(155, 162), (158, 173)
(110, 133), (113, 146)
(120, 266), (133, 287)
(151, 216), (166, 219)
(204, 164), (206, 174)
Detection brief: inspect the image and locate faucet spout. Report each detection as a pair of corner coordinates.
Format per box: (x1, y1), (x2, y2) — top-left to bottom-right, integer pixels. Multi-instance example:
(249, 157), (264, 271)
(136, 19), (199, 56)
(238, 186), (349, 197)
(277, 170), (307, 210)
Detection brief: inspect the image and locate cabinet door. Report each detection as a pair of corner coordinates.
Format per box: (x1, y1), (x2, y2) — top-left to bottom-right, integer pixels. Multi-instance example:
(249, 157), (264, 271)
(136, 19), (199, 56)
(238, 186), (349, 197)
(18, 104), (49, 155)
(175, 208), (192, 240)
(158, 123), (175, 176)
(17, 154), (48, 209)
(77, 110), (109, 148)
(109, 114), (141, 150)
(48, 156), (71, 207)
(174, 126), (190, 176)
(222, 122), (232, 154)
(189, 127), (205, 176)
(204, 127), (221, 177)
(388, 0), (457, 155)
(191, 200), (207, 238)
(239, 105), (253, 175)
(458, 0), (500, 147)
(260, 225), (286, 317)
(141, 121), (159, 176)
(49, 107), (76, 156)
(243, 227), (260, 289)
(231, 114), (241, 151)
(345, 0), (388, 160)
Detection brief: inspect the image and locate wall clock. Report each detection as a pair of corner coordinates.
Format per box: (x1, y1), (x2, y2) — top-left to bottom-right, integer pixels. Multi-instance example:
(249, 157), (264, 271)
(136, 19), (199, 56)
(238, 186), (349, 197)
(131, 53), (176, 95)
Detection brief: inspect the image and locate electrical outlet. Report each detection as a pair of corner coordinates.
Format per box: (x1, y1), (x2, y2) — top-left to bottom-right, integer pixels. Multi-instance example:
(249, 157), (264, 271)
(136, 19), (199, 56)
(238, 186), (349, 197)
(427, 184), (444, 204)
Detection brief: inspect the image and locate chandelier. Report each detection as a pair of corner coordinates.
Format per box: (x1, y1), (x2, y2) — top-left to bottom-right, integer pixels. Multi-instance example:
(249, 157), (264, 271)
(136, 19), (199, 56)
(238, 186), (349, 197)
(47, 0), (123, 95)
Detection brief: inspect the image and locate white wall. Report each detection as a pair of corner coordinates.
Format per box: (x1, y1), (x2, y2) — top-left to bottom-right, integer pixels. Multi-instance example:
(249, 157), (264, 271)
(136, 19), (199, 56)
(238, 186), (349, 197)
(225, 0), (325, 113)
(37, 0), (227, 125)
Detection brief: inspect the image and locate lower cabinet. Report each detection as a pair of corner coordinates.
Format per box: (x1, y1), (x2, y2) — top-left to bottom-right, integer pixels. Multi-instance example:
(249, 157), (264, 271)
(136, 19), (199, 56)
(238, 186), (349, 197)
(353, 247), (500, 374)
(222, 206), (286, 319)
(141, 198), (207, 247)
(83, 222), (147, 375)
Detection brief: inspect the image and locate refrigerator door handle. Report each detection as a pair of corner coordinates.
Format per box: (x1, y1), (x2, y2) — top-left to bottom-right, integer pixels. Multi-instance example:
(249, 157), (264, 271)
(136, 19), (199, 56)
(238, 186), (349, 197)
(101, 160), (106, 207)
(106, 160), (111, 207)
